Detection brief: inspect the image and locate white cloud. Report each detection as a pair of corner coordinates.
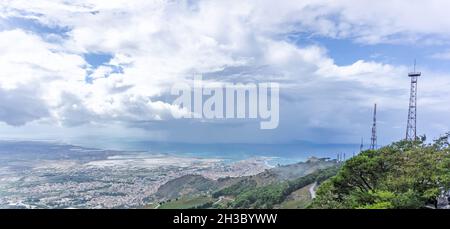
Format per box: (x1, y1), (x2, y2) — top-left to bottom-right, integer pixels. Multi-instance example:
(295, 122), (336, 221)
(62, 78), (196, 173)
(430, 51), (450, 60)
(0, 28), (184, 127)
(0, 29), (86, 89)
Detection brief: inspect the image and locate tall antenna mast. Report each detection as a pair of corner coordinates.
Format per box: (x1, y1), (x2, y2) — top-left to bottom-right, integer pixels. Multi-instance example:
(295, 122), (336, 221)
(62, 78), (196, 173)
(360, 137), (364, 152)
(406, 60), (421, 141)
(370, 103), (377, 150)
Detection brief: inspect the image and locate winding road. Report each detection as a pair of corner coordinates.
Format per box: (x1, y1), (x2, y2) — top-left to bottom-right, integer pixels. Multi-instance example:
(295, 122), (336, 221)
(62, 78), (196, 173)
(309, 182), (317, 199)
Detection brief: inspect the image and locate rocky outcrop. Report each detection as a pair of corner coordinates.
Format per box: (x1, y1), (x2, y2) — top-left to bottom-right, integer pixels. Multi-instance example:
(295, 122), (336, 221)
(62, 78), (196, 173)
(437, 191), (450, 209)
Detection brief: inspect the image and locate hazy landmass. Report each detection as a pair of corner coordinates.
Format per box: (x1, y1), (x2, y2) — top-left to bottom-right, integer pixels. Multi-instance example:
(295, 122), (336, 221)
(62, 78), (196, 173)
(2, 136), (447, 210)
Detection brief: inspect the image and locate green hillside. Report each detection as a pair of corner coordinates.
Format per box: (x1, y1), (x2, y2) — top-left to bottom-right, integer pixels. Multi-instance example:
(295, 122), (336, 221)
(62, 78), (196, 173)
(311, 134), (450, 209)
(216, 166), (339, 209)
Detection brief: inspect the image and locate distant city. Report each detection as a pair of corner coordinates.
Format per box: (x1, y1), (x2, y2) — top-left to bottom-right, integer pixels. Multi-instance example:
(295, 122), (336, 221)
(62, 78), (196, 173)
(0, 141), (271, 208)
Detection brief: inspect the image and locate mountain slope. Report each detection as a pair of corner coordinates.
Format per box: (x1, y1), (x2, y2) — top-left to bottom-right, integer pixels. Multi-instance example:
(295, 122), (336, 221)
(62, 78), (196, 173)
(152, 157), (338, 207)
(155, 175), (218, 200)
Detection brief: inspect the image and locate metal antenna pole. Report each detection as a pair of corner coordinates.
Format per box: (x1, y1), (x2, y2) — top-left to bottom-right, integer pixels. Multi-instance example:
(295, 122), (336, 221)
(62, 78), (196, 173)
(406, 61), (421, 141)
(370, 104), (377, 150)
(360, 137), (364, 152)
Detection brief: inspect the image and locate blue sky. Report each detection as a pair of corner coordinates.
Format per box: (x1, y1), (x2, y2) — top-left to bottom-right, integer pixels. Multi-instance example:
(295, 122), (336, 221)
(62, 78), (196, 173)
(314, 37), (450, 72)
(1, 0), (450, 149)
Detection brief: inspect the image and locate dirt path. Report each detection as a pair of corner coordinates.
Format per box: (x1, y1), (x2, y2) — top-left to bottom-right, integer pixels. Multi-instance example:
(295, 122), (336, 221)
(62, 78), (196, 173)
(309, 182), (317, 199)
